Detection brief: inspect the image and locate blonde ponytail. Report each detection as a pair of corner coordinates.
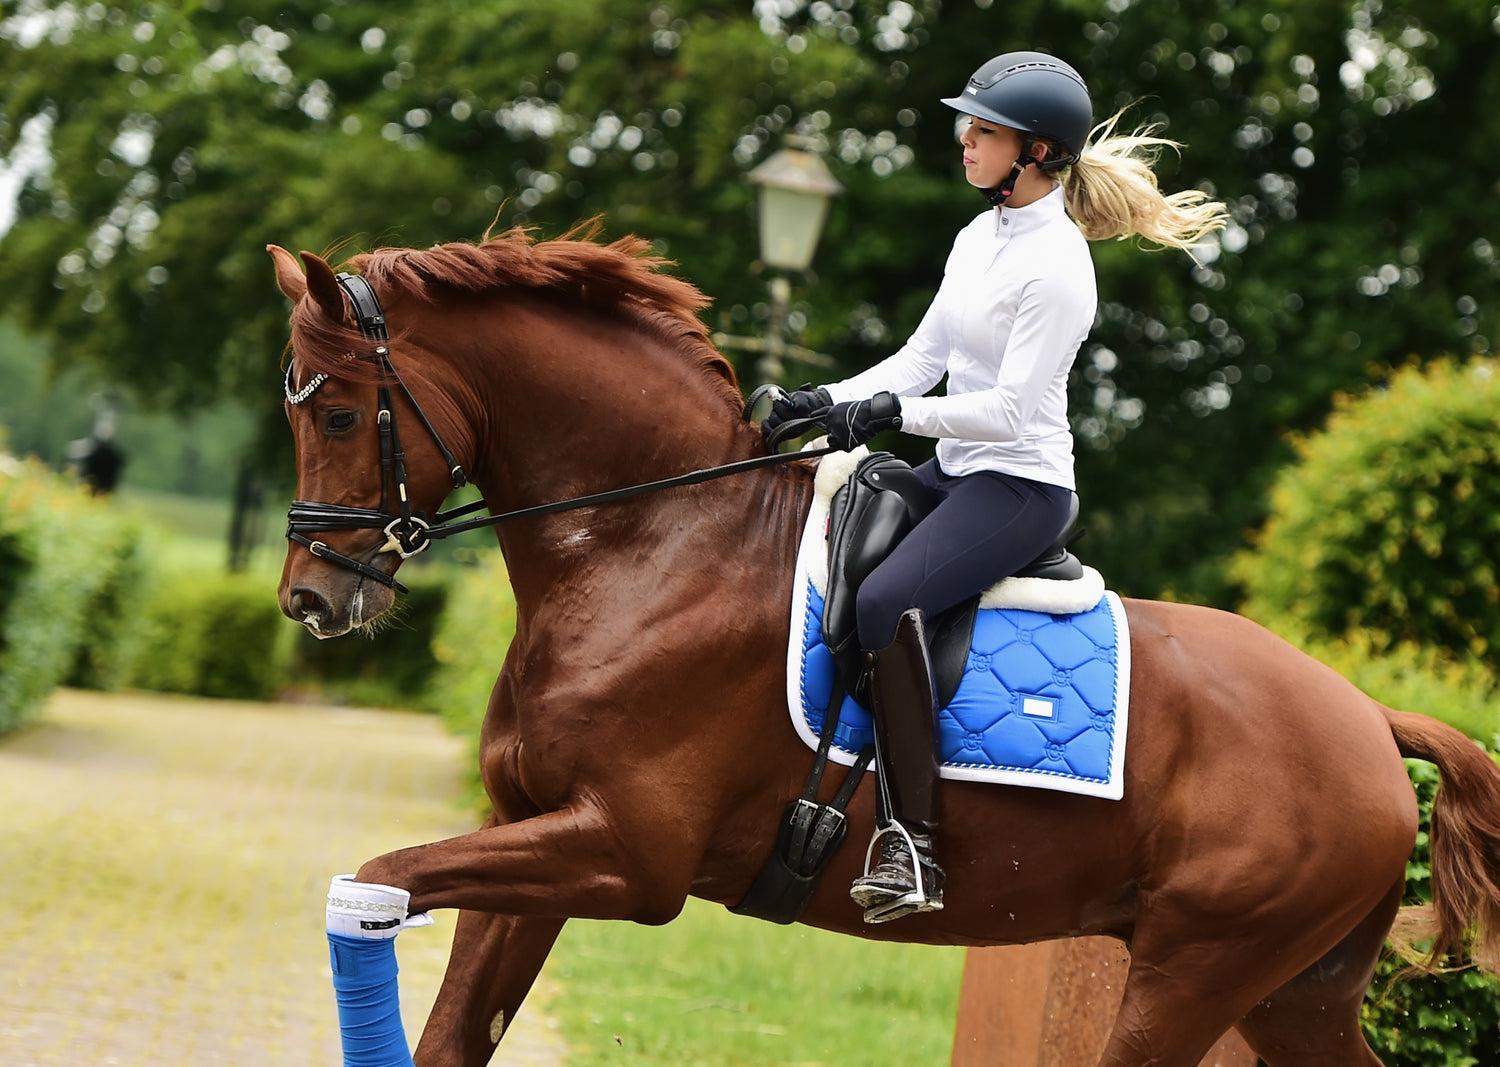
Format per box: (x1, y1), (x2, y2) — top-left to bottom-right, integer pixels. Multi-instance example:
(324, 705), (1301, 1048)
(1061, 109), (1228, 256)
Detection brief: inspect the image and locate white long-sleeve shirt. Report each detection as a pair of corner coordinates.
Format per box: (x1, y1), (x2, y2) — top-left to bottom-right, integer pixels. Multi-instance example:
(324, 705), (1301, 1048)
(825, 185), (1096, 489)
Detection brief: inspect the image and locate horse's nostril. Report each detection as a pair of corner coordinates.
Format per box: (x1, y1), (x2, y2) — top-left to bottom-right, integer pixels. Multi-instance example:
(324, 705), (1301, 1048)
(289, 586), (331, 622)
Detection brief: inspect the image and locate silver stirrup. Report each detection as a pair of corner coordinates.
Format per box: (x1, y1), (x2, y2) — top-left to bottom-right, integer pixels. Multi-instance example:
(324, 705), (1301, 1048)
(855, 822), (941, 922)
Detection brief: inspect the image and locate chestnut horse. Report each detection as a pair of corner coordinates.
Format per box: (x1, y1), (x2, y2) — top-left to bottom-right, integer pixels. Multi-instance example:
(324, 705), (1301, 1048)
(270, 229), (1500, 1067)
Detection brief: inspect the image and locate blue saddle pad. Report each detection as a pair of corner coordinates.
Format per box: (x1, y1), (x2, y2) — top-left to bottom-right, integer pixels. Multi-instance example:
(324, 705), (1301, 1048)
(789, 580), (1131, 800)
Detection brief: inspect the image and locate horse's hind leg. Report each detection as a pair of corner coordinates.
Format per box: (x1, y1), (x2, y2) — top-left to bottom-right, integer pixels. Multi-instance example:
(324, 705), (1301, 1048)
(1231, 877), (1403, 1067)
(414, 909), (566, 1067)
(1095, 888), (1393, 1067)
(1094, 947), (1263, 1067)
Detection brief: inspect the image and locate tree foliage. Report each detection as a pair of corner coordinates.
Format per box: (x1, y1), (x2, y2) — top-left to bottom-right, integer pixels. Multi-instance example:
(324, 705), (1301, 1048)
(1236, 357), (1500, 671)
(1, 0), (1496, 602)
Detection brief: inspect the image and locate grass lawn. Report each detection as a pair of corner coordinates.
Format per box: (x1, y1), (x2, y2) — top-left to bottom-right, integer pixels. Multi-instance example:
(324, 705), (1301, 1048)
(546, 897), (965, 1066)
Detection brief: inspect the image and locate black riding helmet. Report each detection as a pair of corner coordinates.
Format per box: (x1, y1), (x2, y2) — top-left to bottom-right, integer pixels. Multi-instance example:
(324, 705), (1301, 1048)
(942, 51), (1092, 203)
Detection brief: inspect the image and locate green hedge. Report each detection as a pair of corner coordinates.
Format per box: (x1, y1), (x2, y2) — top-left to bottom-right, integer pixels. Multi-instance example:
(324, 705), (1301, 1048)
(0, 457), (463, 713)
(64, 522), (150, 691)
(1363, 757), (1500, 1065)
(424, 547), (516, 810)
(0, 461), (145, 734)
(283, 566), (450, 709)
(1236, 357), (1500, 671)
(101, 548), (455, 709)
(120, 564), (287, 702)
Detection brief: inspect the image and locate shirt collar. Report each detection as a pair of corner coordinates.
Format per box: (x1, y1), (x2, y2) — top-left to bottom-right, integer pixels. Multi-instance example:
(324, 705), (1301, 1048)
(994, 184), (1066, 236)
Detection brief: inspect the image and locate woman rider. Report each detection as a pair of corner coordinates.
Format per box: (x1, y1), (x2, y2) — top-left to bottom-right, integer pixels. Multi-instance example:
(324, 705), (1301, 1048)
(762, 51), (1228, 924)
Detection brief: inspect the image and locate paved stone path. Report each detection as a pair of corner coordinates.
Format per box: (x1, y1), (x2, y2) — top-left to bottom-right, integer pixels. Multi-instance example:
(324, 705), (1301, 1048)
(0, 689), (565, 1066)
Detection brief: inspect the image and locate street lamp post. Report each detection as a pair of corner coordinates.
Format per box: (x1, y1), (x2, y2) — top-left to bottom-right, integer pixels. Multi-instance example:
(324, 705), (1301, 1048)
(714, 136), (843, 385)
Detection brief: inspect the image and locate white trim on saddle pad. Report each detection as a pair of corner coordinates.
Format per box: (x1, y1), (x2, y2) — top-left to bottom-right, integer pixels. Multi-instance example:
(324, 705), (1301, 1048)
(787, 443), (1131, 800)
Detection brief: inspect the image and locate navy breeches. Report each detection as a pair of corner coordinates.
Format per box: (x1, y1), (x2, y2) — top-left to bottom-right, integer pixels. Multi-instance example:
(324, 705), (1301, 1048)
(855, 460), (1074, 650)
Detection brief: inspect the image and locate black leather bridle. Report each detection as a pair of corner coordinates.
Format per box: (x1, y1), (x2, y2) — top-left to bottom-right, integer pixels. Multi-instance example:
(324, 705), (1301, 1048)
(284, 272), (476, 594)
(283, 274), (834, 595)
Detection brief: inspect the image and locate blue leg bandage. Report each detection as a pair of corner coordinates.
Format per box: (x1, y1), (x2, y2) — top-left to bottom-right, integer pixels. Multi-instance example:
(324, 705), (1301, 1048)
(328, 932), (415, 1067)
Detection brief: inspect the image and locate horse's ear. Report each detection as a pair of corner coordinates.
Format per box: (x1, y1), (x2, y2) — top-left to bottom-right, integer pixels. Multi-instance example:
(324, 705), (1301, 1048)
(267, 244), (306, 302)
(299, 250), (348, 324)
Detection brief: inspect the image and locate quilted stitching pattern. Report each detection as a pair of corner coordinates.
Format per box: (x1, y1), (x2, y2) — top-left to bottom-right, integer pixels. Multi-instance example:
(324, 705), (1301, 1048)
(796, 580), (1127, 795)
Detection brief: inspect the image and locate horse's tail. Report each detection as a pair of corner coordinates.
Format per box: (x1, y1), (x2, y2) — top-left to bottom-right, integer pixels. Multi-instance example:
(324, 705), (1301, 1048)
(1384, 706), (1500, 973)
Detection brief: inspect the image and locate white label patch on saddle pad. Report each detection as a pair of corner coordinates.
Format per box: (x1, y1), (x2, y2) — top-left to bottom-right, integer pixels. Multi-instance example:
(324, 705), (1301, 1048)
(787, 445), (1131, 801)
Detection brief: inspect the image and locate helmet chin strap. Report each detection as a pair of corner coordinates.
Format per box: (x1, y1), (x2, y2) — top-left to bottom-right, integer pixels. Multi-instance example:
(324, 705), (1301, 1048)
(982, 135), (1040, 207)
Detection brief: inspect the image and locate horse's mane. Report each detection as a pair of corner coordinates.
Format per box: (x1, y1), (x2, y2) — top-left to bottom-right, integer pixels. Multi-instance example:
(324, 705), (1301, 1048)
(288, 221), (742, 413)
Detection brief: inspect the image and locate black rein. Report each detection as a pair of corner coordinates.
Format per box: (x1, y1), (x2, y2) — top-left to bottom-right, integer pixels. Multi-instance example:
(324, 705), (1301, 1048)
(284, 275), (833, 594)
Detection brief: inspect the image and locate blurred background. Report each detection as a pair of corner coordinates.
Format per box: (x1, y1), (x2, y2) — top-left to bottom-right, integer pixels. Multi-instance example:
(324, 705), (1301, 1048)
(2, 2), (1498, 1062)
(2, 0), (1497, 598)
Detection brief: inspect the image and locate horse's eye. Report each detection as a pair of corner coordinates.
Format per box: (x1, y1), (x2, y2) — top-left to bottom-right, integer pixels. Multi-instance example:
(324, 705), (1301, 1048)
(324, 410), (357, 434)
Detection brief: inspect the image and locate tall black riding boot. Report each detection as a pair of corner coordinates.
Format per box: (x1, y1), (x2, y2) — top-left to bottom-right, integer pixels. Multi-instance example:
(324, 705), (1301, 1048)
(849, 608), (945, 923)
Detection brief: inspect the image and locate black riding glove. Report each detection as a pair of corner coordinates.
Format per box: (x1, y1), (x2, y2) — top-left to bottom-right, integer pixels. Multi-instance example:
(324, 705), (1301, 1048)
(823, 392), (903, 451)
(761, 384), (833, 441)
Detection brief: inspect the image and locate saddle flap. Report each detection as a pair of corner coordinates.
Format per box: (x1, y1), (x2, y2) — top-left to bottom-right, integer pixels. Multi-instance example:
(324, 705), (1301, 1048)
(820, 453), (985, 706)
(823, 490), (912, 657)
(822, 453), (934, 658)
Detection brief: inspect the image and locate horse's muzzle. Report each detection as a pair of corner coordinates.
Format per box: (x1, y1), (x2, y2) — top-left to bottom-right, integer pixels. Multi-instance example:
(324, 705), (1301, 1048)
(281, 568), (393, 639)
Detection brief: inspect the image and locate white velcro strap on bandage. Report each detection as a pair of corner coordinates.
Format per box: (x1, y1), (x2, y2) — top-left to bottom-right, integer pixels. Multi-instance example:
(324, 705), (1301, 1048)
(327, 873), (430, 939)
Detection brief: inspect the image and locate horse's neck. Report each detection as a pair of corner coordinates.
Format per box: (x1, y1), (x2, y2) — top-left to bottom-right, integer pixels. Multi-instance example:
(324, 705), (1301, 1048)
(434, 296), (787, 607)
(499, 459), (817, 646)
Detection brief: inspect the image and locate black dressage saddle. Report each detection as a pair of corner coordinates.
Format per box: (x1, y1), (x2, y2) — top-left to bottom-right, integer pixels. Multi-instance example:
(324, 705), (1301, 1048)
(821, 452), (1083, 709)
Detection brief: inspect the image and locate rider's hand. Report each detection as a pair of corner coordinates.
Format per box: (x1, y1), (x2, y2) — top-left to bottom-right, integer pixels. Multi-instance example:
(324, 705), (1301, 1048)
(823, 392), (903, 451)
(761, 385), (832, 441)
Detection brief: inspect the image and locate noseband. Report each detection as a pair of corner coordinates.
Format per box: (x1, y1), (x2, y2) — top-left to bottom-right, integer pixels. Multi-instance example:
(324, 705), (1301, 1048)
(284, 273), (835, 595)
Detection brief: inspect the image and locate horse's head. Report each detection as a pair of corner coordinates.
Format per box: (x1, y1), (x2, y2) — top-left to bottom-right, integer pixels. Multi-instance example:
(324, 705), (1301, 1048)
(270, 245), (465, 638)
(271, 226), (770, 632)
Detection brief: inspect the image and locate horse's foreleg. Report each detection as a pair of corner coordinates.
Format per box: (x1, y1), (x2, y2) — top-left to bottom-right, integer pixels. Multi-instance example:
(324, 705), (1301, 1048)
(356, 805), (696, 925)
(414, 909), (566, 1067)
(363, 805), (686, 1065)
